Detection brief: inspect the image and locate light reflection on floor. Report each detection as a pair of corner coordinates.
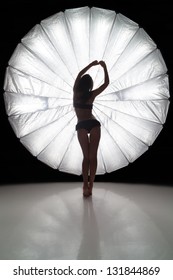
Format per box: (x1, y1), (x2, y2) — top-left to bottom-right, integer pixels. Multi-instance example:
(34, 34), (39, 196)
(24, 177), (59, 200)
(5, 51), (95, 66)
(0, 182), (173, 260)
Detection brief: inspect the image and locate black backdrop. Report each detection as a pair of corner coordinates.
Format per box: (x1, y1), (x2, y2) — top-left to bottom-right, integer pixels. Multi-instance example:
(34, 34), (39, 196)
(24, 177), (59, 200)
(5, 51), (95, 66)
(0, 0), (172, 185)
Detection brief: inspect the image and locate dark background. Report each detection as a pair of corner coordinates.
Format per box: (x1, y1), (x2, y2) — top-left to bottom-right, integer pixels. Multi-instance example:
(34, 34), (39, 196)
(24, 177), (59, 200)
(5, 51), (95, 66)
(0, 0), (172, 185)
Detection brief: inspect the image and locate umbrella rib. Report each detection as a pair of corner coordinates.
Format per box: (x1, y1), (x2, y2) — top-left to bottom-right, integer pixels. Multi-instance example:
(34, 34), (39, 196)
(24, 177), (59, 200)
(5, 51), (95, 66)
(19, 109), (75, 138)
(7, 96), (73, 118)
(36, 115), (76, 158)
(40, 24), (75, 82)
(58, 131), (76, 170)
(94, 107), (151, 166)
(93, 109), (130, 163)
(88, 7), (91, 63)
(109, 48), (159, 87)
(99, 145), (108, 174)
(93, 105), (151, 147)
(8, 65), (72, 94)
(98, 74), (168, 99)
(93, 11), (116, 84)
(5, 89), (72, 101)
(97, 93), (169, 102)
(20, 42), (72, 88)
(130, 100), (162, 123)
(64, 11), (80, 72)
(94, 101), (164, 124)
(105, 26), (139, 75)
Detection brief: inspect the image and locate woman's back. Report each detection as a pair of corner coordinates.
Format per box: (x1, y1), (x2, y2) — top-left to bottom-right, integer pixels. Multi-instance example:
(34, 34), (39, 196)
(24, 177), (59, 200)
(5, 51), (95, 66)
(73, 95), (95, 121)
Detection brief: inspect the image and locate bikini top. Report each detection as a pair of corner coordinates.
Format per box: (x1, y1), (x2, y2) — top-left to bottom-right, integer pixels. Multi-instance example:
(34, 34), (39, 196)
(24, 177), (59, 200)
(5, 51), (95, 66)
(73, 102), (93, 110)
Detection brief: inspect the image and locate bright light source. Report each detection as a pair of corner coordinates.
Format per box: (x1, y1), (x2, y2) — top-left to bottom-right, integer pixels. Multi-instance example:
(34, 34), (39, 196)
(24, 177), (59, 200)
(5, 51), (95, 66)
(3, 6), (170, 175)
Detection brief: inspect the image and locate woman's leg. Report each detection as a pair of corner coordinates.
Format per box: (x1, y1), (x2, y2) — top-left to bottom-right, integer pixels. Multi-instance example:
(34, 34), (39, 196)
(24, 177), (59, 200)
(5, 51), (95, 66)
(77, 129), (90, 196)
(89, 126), (101, 194)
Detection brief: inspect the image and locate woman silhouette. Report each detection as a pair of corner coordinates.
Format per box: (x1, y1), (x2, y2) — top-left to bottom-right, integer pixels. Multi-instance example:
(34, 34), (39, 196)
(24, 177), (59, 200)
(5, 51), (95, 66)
(73, 60), (109, 197)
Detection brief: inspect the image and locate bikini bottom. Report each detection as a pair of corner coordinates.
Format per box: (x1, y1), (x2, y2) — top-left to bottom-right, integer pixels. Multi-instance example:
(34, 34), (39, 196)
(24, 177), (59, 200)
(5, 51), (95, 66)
(76, 119), (101, 134)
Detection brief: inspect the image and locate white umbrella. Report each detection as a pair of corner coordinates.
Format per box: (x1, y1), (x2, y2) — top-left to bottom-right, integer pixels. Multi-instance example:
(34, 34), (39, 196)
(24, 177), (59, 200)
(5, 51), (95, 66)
(3, 6), (170, 175)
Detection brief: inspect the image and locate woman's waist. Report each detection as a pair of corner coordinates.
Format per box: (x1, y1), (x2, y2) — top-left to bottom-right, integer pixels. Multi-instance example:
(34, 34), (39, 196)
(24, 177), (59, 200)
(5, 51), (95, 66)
(77, 115), (96, 122)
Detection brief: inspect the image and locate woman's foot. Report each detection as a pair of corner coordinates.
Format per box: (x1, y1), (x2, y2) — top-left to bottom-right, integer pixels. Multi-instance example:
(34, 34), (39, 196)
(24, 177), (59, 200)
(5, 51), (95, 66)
(83, 185), (90, 197)
(88, 183), (93, 196)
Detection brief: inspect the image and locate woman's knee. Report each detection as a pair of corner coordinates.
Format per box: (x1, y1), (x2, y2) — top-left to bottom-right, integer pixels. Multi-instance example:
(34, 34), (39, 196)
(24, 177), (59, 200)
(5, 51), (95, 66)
(89, 153), (97, 162)
(83, 155), (89, 163)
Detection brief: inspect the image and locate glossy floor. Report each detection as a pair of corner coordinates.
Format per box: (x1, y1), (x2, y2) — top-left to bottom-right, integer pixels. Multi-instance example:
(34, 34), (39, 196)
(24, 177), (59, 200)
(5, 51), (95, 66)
(0, 182), (173, 260)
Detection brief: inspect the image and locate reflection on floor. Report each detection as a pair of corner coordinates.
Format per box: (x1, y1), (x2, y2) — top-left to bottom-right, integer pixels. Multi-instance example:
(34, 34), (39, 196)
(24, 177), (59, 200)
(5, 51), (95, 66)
(0, 182), (173, 260)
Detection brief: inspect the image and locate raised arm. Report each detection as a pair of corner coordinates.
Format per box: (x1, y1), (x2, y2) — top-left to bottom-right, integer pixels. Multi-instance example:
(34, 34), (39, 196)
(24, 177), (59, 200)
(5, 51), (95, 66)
(92, 60), (109, 98)
(73, 60), (99, 91)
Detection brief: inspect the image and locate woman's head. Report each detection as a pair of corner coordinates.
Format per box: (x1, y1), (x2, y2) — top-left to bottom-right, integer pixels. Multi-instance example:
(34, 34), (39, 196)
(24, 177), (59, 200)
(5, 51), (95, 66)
(77, 74), (93, 92)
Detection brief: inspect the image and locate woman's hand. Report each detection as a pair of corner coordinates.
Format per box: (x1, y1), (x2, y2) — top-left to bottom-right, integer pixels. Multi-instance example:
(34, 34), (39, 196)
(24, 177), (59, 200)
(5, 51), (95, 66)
(99, 60), (106, 67)
(91, 60), (99, 66)
(74, 60), (99, 91)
